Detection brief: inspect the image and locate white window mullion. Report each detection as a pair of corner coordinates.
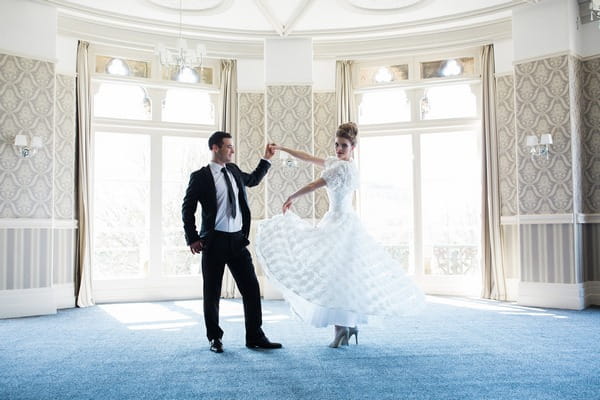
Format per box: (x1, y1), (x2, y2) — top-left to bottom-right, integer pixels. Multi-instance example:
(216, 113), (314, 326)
(148, 134), (163, 280)
(412, 132), (424, 279)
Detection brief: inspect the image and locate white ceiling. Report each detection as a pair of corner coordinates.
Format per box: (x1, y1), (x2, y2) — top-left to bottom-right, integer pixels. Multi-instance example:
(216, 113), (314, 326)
(44, 0), (530, 57)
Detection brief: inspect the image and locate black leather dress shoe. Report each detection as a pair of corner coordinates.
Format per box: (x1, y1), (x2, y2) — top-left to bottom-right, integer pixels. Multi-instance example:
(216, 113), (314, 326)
(209, 338), (224, 353)
(245, 337), (282, 349)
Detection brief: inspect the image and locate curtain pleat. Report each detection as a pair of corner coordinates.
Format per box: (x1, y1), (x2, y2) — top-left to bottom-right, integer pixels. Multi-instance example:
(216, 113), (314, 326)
(336, 60), (356, 126)
(75, 41), (94, 307)
(219, 59), (240, 298)
(481, 44), (507, 301)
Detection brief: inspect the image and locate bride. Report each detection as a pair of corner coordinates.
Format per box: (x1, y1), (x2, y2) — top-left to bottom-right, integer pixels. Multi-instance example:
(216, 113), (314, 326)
(255, 122), (424, 348)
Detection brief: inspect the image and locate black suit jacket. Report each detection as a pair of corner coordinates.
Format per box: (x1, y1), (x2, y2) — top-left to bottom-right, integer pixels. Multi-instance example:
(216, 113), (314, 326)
(182, 159), (271, 246)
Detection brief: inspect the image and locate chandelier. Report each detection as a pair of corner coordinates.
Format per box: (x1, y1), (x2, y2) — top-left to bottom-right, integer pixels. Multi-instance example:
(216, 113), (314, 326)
(155, 0), (207, 82)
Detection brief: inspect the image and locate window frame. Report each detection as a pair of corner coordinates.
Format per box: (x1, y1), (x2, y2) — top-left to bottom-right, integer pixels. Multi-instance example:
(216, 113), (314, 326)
(89, 44), (220, 303)
(354, 48), (483, 296)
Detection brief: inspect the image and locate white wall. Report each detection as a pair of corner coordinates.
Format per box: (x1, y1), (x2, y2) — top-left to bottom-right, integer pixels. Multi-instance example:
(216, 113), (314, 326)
(264, 38), (312, 85)
(56, 35), (78, 76)
(0, 0), (57, 61)
(493, 39), (513, 74)
(237, 58), (265, 91)
(512, 0), (580, 62)
(581, 22), (600, 57)
(312, 59), (336, 91)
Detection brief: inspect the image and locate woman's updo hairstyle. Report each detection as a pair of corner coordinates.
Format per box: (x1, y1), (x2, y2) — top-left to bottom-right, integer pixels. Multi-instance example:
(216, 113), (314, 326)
(336, 122), (358, 146)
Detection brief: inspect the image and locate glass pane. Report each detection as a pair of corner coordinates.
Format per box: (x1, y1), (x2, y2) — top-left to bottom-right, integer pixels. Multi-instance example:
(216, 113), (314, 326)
(420, 84), (477, 120)
(94, 83), (151, 120)
(359, 135), (414, 273)
(162, 136), (210, 276)
(96, 56), (151, 78)
(421, 131), (481, 276)
(162, 65), (213, 85)
(162, 89), (215, 125)
(94, 132), (150, 279)
(358, 64), (409, 86)
(421, 57), (475, 79)
(358, 89), (411, 124)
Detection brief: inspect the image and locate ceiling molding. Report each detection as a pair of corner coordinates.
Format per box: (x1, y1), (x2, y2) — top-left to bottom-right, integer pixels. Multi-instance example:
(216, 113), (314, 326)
(48, 0), (523, 42)
(58, 13), (511, 59)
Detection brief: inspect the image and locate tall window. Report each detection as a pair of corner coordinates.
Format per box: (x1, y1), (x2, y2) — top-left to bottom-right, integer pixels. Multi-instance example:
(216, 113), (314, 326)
(91, 51), (219, 301)
(355, 51), (482, 295)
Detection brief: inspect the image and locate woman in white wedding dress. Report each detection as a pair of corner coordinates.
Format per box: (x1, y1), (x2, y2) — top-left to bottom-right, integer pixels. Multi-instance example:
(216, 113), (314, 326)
(255, 122), (424, 348)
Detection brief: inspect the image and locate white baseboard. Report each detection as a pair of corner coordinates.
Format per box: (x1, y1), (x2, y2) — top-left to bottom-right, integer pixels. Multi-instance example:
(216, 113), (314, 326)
(93, 278), (203, 304)
(518, 281), (585, 310)
(505, 278), (519, 302)
(584, 281), (600, 307)
(0, 288), (57, 319)
(53, 283), (76, 309)
(259, 276), (283, 300)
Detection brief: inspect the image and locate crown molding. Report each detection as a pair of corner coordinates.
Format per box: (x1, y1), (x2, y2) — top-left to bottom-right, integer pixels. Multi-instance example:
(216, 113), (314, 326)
(58, 13), (511, 59)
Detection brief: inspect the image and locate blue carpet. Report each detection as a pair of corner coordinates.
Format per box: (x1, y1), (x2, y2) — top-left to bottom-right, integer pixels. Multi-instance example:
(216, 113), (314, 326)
(1, 297), (599, 400)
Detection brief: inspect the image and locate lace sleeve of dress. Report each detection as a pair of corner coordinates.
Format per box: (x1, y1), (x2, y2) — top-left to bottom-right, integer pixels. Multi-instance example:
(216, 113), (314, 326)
(321, 158), (352, 190)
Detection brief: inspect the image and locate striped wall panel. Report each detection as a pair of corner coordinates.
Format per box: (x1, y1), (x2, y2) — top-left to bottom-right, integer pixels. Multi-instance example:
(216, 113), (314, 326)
(501, 224), (519, 279)
(53, 228), (76, 285)
(519, 223), (578, 284)
(0, 228), (52, 290)
(581, 223), (600, 282)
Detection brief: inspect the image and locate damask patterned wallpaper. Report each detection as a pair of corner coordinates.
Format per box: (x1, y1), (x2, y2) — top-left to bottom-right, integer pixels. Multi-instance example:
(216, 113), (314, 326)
(496, 74), (517, 217)
(313, 92), (336, 219)
(0, 54), (55, 218)
(514, 55), (573, 215)
(238, 92), (266, 219)
(582, 57), (600, 214)
(265, 85), (314, 219)
(54, 74), (76, 220)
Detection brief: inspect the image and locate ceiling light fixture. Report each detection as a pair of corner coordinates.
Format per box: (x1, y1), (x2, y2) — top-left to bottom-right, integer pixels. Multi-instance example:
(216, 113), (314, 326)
(155, 0), (207, 82)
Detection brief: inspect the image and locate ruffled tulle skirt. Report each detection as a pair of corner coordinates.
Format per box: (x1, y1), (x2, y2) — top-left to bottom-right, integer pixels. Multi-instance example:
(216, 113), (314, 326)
(255, 211), (424, 328)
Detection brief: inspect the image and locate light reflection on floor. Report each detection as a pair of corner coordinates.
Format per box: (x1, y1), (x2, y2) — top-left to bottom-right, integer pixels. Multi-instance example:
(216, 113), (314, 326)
(427, 295), (569, 319)
(98, 299), (291, 331)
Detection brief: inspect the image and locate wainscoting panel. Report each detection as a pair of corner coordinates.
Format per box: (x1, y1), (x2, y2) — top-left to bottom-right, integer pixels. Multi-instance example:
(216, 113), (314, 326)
(313, 92), (336, 219)
(53, 226), (76, 285)
(519, 223), (577, 284)
(501, 224), (519, 280)
(265, 86), (313, 219)
(496, 74), (517, 217)
(581, 223), (600, 282)
(0, 227), (52, 290)
(238, 92), (266, 219)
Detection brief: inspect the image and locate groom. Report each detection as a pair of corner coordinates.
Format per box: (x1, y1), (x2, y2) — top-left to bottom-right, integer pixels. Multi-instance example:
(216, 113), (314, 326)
(182, 131), (282, 353)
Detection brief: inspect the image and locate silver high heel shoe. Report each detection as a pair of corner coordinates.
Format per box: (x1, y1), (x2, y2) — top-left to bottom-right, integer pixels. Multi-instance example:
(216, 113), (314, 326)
(329, 326), (349, 348)
(348, 326), (359, 345)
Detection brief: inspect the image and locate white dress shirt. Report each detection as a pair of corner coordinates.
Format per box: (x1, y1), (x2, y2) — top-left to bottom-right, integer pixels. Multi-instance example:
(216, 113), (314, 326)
(209, 161), (243, 233)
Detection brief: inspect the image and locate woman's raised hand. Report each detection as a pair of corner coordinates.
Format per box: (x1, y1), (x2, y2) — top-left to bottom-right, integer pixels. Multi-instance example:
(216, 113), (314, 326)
(282, 197), (293, 214)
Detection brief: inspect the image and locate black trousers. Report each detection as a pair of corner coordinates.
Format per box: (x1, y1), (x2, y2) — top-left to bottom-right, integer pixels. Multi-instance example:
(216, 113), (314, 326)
(201, 230), (264, 342)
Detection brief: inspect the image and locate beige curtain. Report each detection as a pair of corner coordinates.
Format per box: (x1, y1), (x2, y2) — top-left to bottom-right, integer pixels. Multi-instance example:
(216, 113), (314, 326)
(481, 44), (507, 301)
(219, 59), (239, 298)
(75, 41), (94, 307)
(336, 60), (356, 126)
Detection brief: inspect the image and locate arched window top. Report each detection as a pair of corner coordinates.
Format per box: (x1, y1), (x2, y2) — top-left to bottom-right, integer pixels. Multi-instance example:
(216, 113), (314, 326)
(420, 84), (477, 120)
(358, 89), (411, 125)
(162, 89), (215, 125)
(94, 83), (151, 120)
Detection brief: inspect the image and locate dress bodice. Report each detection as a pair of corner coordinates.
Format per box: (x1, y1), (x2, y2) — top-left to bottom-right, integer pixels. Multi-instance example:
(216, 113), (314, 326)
(321, 157), (359, 213)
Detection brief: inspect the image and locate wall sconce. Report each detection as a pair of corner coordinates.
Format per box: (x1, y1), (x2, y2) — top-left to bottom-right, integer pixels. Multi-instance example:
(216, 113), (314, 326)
(526, 133), (552, 160)
(14, 134), (43, 158)
(279, 150), (297, 168)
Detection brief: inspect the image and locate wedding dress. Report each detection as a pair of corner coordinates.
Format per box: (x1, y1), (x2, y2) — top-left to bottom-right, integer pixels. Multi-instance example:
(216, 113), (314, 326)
(255, 157), (424, 327)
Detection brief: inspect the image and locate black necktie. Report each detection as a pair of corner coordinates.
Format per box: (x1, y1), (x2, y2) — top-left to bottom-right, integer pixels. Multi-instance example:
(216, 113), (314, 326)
(221, 167), (237, 218)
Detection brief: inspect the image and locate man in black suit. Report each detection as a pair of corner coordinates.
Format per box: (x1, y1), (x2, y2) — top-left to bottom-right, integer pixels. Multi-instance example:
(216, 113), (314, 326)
(182, 131), (281, 353)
